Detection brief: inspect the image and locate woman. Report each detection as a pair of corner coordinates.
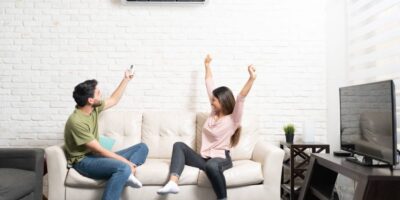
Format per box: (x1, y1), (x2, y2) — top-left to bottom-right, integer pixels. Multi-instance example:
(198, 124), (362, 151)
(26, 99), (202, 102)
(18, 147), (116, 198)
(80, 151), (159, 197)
(157, 54), (257, 200)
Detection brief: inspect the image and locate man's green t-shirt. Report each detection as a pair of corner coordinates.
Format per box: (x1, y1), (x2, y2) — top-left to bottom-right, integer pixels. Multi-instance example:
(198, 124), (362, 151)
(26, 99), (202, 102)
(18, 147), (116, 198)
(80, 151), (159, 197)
(64, 101), (105, 165)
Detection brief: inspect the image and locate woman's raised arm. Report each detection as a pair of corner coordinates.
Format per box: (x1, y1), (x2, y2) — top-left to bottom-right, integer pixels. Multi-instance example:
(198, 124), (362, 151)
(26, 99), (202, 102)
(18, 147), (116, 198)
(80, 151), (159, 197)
(239, 65), (257, 97)
(204, 54), (215, 102)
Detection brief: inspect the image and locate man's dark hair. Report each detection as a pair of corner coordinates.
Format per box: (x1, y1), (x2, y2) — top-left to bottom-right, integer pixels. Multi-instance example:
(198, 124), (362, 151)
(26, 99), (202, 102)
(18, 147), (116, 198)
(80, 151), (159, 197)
(73, 79), (98, 107)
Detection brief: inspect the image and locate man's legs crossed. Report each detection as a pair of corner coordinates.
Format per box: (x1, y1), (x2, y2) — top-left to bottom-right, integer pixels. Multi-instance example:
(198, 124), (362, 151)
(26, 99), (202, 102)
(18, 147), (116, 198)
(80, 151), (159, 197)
(73, 156), (131, 200)
(115, 142), (149, 188)
(116, 142), (149, 166)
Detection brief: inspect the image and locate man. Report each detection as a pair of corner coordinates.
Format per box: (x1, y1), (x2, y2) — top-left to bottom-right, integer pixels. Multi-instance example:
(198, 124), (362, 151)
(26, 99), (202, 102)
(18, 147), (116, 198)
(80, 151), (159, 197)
(64, 70), (148, 200)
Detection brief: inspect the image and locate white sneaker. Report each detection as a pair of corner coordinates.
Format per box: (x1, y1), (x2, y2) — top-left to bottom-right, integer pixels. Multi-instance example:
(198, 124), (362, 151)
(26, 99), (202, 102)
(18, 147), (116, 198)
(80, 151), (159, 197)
(126, 174), (142, 188)
(157, 181), (180, 195)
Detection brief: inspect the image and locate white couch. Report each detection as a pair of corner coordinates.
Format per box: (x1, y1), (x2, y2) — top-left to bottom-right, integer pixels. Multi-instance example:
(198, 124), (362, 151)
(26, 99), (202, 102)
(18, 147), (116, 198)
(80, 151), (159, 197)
(45, 111), (284, 200)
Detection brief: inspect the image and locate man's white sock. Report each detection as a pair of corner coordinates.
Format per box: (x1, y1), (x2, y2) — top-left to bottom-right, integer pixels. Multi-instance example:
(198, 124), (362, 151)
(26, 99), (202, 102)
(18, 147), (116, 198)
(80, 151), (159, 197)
(157, 181), (180, 195)
(126, 174), (142, 188)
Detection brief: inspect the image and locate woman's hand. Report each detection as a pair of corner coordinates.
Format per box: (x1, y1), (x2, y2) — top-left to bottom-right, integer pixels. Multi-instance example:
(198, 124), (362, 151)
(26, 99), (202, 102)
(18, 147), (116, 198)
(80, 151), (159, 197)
(239, 65), (256, 97)
(204, 54), (212, 67)
(248, 65), (257, 80)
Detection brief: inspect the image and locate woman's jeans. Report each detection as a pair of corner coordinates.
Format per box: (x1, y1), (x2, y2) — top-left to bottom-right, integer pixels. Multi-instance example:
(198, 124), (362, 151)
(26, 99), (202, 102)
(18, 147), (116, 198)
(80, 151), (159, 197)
(170, 142), (233, 199)
(73, 143), (149, 200)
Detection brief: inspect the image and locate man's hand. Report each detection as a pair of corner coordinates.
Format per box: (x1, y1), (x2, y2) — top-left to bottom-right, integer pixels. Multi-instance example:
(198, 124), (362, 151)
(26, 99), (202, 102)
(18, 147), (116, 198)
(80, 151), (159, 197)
(124, 69), (134, 80)
(103, 70), (133, 110)
(85, 140), (134, 168)
(130, 164), (137, 175)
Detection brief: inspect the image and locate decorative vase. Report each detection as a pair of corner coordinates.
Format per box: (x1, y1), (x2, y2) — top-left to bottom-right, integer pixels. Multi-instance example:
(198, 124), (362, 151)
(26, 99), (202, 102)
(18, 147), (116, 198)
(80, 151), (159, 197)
(285, 134), (294, 143)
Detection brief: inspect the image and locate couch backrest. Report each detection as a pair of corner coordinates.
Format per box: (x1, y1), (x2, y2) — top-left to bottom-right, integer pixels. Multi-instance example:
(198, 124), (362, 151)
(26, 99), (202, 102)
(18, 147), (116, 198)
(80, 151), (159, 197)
(141, 111), (197, 159)
(98, 111), (143, 151)
(98, 111), (259, 160)
(196, 112), (259, 160)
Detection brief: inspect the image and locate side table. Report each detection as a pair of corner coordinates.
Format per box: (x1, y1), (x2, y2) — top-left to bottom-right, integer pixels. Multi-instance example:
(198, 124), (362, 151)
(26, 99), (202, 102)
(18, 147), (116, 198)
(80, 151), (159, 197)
(280, 141), (330, 200)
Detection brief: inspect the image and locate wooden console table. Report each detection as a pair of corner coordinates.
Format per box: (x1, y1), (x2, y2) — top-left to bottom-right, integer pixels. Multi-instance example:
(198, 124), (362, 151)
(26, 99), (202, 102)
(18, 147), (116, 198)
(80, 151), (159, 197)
(280, 142), (330, 200)
(299, 153), (400, 200)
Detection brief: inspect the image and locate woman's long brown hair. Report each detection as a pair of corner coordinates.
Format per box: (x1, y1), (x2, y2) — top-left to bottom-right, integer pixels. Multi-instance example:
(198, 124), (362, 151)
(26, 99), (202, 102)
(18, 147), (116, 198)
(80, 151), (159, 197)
(212, 86), (241, 147)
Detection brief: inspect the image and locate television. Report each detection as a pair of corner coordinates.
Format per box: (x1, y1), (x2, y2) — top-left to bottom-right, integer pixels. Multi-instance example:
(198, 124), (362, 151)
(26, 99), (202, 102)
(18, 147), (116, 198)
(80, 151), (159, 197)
(340, 80), (397, 166)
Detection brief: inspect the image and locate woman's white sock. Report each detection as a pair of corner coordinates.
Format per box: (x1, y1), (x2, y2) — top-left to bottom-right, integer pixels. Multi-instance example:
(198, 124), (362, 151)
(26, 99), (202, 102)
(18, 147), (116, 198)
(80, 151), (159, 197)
(126, 174), (142, 188)
(157, 181), (180, 195)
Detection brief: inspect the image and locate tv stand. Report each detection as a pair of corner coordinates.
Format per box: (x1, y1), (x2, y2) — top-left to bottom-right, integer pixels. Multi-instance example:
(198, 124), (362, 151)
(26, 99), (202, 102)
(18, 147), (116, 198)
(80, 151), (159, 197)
(345, 156), (390, 167)
(299, 153), (400, 200)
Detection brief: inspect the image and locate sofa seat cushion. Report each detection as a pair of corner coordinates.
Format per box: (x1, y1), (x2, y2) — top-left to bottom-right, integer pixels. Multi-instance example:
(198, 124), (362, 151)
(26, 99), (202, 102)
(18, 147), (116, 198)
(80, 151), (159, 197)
(65, 168), (106, 188)
(136, 159), (199, 185)
(0, 168), (35, 200)
(65, 159), (200, 188)
(198, 160), (264, 188)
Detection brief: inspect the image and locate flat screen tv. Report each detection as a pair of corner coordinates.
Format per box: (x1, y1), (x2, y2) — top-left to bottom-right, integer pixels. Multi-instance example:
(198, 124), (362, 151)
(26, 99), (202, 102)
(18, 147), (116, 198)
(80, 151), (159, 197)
(340, 80), (397, 166)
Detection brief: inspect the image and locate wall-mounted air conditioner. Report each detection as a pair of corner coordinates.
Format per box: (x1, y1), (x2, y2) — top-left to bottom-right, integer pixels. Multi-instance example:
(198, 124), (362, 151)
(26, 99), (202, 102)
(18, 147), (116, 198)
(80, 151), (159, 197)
(122, 0), (206, 4)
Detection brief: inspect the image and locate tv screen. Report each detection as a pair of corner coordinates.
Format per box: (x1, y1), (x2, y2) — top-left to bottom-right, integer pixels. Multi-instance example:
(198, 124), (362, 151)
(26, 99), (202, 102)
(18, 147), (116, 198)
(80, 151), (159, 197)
(340, 80), (397, 165)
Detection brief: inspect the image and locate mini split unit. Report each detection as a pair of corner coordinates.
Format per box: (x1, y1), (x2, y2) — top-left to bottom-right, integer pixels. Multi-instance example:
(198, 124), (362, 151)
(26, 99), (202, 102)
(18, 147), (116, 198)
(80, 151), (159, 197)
(122, 0), (206, 3)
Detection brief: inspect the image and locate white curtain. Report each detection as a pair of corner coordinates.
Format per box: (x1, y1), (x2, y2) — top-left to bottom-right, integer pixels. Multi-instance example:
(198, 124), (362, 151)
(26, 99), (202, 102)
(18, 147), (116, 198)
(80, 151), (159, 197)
(346, 0), (400, 133)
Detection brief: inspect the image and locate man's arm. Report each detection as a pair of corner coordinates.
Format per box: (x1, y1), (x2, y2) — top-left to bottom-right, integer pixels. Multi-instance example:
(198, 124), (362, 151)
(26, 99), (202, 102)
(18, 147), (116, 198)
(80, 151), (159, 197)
(104, 70), (133, 110)
(85, 140), (137, 172)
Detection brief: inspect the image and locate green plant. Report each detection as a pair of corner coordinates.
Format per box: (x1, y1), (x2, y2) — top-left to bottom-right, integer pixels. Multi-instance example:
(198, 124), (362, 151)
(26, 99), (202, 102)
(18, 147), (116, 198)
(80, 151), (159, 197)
(283, 124), (295, 135)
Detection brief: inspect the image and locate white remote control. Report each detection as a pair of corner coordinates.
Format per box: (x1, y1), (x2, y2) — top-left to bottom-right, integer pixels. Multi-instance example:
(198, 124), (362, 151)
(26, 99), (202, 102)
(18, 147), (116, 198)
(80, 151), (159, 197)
(129, 65), (135, 76)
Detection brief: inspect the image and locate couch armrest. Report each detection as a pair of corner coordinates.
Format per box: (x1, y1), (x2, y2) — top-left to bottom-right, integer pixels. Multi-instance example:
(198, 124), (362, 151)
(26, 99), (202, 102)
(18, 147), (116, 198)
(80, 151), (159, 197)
(0, 148), (44, 172)
(0, 148), (44, 200)
(252, 141), (284, 200)
(45, 145), (68, 200)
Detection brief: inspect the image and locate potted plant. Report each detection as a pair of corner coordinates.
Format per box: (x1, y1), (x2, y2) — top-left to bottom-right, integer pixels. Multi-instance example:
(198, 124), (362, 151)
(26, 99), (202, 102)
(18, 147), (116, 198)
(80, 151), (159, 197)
(283, 124), (295, 143)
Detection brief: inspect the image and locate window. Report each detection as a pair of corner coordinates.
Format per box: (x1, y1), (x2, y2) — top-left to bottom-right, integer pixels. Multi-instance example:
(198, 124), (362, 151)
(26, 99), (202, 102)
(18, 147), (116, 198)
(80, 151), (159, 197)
(346, 0), (400, 132)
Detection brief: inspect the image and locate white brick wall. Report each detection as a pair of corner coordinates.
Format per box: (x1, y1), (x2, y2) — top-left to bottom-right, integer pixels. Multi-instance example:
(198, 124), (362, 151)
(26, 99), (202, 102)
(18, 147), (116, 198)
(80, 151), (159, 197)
(0, 0), (328, 148)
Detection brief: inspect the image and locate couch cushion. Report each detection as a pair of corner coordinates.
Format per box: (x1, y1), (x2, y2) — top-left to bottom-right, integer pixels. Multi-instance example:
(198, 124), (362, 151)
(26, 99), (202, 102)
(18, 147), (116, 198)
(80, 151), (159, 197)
(230, 114), (260, 160)
(65, 159), (199, 188)
(0, 168), (35, 200)
(98, 111), (142, 151)
(136, 159), (199, 185)
(142, 112), (197, 159)
(65, 168), (106, 188)
(195, 112), (208, 154)
(197, 160), (263, 188)
(196, 113), (260, 160)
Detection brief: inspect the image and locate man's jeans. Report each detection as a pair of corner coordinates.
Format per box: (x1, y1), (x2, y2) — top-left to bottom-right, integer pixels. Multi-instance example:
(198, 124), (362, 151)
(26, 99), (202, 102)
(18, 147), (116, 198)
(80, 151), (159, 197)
(73, 143), (149, 200)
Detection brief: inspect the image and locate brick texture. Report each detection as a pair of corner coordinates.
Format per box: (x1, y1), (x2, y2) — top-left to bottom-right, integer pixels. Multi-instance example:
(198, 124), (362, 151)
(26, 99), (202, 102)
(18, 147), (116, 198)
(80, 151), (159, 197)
(0, 0), (328, 147)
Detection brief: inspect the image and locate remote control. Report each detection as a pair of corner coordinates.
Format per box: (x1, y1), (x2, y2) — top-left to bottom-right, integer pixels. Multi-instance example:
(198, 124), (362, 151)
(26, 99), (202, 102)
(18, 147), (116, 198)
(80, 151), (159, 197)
(129, 65), (135, 76)
(333, 150), (352, 157)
